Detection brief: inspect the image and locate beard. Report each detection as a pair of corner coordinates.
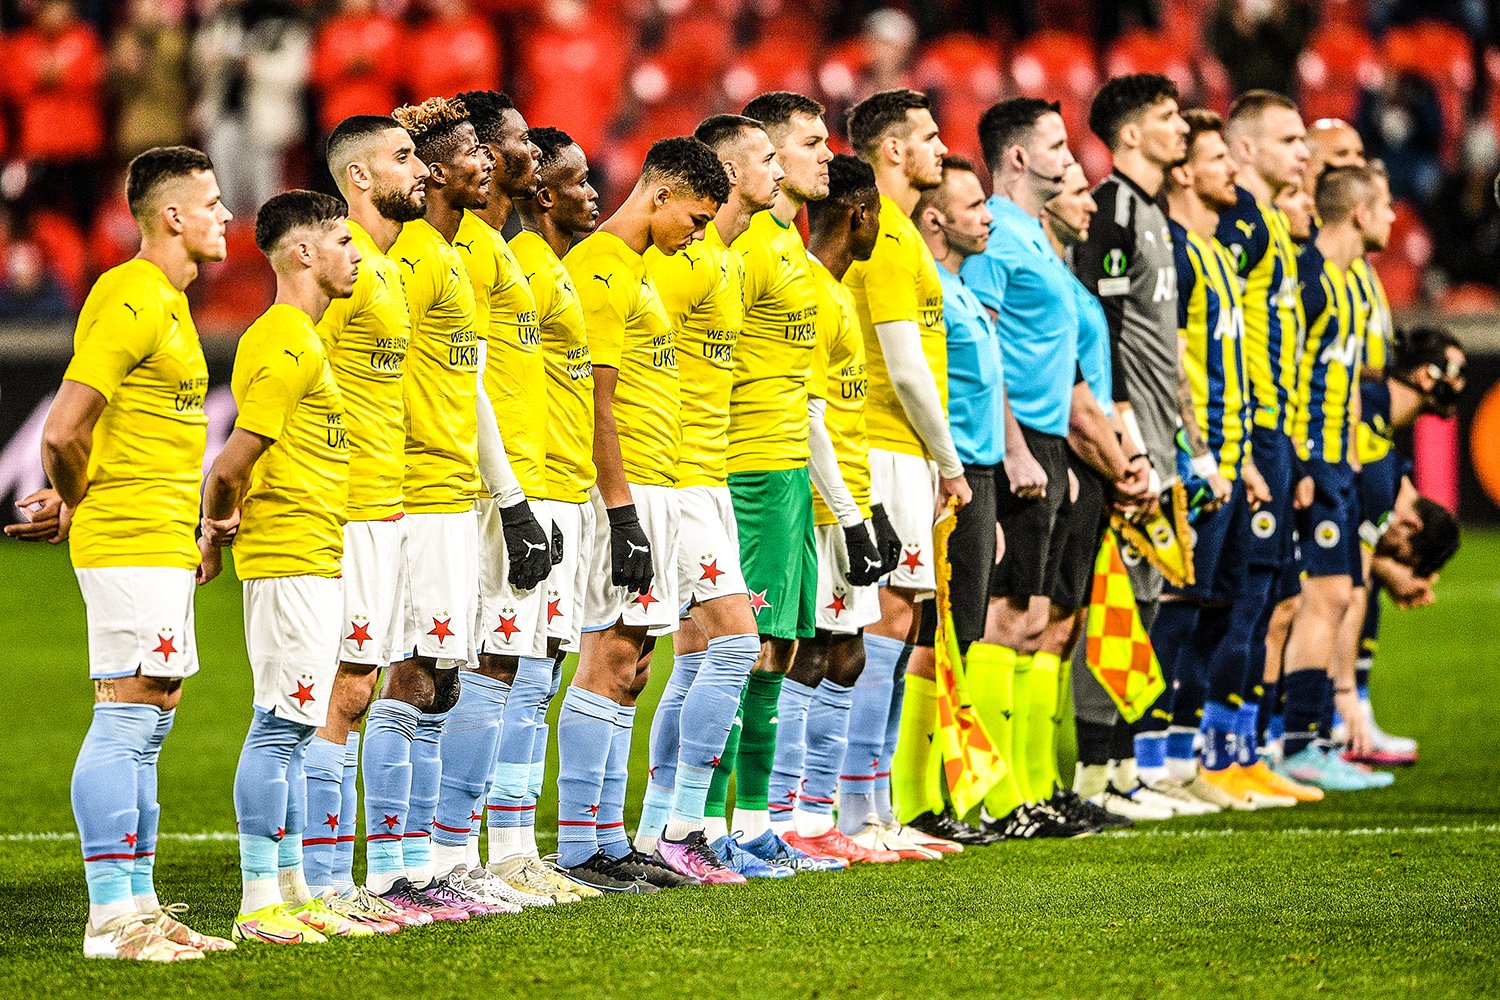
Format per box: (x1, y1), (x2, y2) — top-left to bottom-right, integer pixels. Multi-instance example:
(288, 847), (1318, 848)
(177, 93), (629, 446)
(373, 180), (426, 223)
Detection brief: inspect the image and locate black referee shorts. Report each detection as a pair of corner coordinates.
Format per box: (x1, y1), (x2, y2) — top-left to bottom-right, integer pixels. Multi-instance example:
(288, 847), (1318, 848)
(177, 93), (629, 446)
(1051, 451), (1110, 611)
(991, 426), (1071, 603)
(916, 464), (996, 648)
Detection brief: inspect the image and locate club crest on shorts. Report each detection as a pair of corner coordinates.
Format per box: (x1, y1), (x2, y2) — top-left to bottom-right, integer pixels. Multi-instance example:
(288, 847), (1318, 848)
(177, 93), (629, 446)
(1150, 522), (1172, 549)
(1188, 526), (1199, 548)
(1315, 520), (1341, 549)
(1251, 511), (1276, 539)
(1121, 542), (1144, 567)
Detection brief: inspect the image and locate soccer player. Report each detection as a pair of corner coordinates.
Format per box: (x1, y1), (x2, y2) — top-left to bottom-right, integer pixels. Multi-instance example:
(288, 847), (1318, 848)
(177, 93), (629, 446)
(428, 90), (563, 908)
(359, 96), (499, 920)
(1277, 164), (1396, 792)
(555, 136), (727, 892)
(633, 114), (781, 882)
(960, 98), (1090, 839)
(46, 146), (232, 961)
(836, 88), (971, 857)
(202, 190), (363, 943)
(303, 115), (428, 930)
(502, 126), (604, 897)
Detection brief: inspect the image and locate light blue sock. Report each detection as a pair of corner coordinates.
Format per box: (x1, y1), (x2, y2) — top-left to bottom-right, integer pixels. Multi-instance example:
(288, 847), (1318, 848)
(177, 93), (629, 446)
(801, 679), (854, 815)
(234, 709), (312, 884)
(487, 656), (548, 837)
(555, 686), (618, 867)
(302, 736), (346, 894)
(279, 733), (311, 874)
(435, 673), (508, 848)
(333, 732), (360, 893)
(131, 707), (173, 906)
(840, 633), (902, 835)
(405, 712), (446, 882)
(875, 643), (912, 825)
(72, 703), (156, 919)
(768, 678), (817, 822)
(640, 650), (703, 842)
(362, 699), (420, 892)
(671, 634), (757, 830)
(597, 705), (636, 860)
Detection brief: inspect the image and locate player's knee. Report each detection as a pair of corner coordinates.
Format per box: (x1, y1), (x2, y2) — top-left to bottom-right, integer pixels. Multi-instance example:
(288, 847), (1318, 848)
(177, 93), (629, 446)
(430, 670), (462, 714)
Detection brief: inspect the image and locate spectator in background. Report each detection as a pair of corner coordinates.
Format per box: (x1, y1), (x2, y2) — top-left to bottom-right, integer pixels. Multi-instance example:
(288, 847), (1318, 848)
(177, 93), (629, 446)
(0, 240), (71, 320)
(406, 0), (500, 108)
(311, 0), (403, 136)
(191, 0), (312, 218)
(110, 0), (191, 160)
(1356, 70), (1444, 203)
(819, 8), (917, 141)
(8, 0), (107, 227)
(1208, 0), (1310, 97)
(1425, 121), (1500, 291)
(515, 0), (624, 186)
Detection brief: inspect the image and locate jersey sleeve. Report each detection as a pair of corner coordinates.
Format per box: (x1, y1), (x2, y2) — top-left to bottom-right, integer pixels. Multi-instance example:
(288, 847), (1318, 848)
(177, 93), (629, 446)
(1073, 183), (1137, 400)
(234, 338), (315, 442)
(1174, 234), (1198, 333)
(1214, 190), (1270, 278)
(862, 232), (921, 325)
(63, 290), (164, 401)
(570, 254), (630, 369)
(959, 249), (1008, 316)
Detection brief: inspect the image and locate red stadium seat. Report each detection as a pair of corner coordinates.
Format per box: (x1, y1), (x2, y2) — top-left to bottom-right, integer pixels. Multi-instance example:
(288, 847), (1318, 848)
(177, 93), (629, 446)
(1388, 198), (1433, 270)
(1383, 21), (1475, 164)
(1368, 256), (1419, 309)
(405, 11), (501, 104)
(1009, 31), (1100, 152)
(913, 33), (1003, 167)
(190, 224), (274, 336)
(1296, 24), (1382, 125)
(1439, 283), (1500, 314)
(649, 12), (734, 91)
(722, 36), (817, 107)
(515, 8), (629, 163)
(1104, 30), (1195, 99)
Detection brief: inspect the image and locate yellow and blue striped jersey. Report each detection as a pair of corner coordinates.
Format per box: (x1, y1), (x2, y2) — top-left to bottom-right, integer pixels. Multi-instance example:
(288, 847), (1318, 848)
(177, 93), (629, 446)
(1347, 256), (1391, 374)
(1171, 220), (1249, 479)
(1295, 242), (1365, 465)
(1215, 185), (1305, 435)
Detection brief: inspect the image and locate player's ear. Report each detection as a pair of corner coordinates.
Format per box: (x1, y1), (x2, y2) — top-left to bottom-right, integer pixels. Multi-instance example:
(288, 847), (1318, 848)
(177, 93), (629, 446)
(721, 160), (738, 188)
(535, 185), (554, 210)
(883, 133), (903, 166)
(426, 160), (448, 187)
(1169, 161), (1192, 190)
(160, 201), (185, 237)
(346, 161), (372, 193)
(652, 184), (673, 209)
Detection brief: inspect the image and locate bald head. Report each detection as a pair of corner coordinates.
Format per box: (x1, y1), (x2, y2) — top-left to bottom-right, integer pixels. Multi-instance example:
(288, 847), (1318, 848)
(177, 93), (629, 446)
(1306, 118), (1365, 185)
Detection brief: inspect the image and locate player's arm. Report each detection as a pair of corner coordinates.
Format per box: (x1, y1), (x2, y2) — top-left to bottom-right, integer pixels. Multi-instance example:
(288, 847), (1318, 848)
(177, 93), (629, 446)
(475, 340), (551, 590)
(1067, 378), (1133, 498)
(807, 397), (883, 585)
(40, 381), (107, 510)
(4, 488), (68, 543)
(875, 319), (967, 506)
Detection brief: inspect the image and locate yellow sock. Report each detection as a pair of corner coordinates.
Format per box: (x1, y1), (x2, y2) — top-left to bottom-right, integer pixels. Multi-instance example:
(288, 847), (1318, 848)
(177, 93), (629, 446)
(966, 642), (1026, 819)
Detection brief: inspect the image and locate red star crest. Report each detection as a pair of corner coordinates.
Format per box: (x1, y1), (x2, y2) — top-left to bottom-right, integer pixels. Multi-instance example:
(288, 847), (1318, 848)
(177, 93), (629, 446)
(748, 590), (772, 613)
(699, 560), (725, 584)
(827, 593), (847, 615)
(152, 633), (177, 661)
(647, 765), (657, 779)
(274, 827), (286, 840)
(546, 598), (562, 623)
(709, 755), (722, 767)
(784, 788), (797, 801)
(324, 812), (340, 831)
(900, 548), (924, 571)
(346, 620), (372, 649)
(586, 803), (600, 817)
(428, 617), (454, 642)
(494, 615), (520, 640)
(382, 813), (401, 830)
(632, 587), (658, 609)
(291, 682), (316, 707)
(122, 832), (138, 847)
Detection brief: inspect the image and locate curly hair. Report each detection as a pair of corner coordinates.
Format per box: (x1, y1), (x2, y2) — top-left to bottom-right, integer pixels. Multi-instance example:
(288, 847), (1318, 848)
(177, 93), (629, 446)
(392, 97), (471, 164)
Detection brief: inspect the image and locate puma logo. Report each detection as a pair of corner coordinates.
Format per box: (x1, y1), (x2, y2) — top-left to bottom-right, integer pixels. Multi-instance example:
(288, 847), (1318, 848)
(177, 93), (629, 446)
(626, 540), (648, 556)
(862, 556), (881, 571)
(523, 540), (548, 554)
(122, 302), (140, 320)
(683, 253), (696, 269)
(882, 233), (900, 243)
(283, 349), (303, 364)
(375, 271), (387, 285)
(593, 274), (612, 288)
(779, 253), (789, 266)
(524, 272), (535, 284)
(399, 257), (418, 272)
(454, 240), (474, 252)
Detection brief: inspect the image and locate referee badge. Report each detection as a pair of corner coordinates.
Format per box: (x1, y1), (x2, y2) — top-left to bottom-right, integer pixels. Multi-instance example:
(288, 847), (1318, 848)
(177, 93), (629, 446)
(1315, 520), (1341, 549)
(1251, 511), (1276, 539)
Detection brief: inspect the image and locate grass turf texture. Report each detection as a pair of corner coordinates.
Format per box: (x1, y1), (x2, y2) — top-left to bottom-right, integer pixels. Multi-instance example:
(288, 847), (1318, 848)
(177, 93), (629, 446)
(2, 538), (1498, 998)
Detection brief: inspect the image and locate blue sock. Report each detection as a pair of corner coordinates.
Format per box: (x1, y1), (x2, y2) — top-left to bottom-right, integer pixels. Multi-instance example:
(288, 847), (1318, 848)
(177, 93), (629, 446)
(132, 707), (173, 906)
(435, 673), (508, 850)
(72, 703), (156, 920)
(840, 633), (902, 834)
(672, 634), (757, 830)
(405, 712), (446, 883)
(333, 733), (359, 893)
(640, 650), (703, 842)
(528, 720), (549, 805)
(234, 709), (313, 899)
(279, 733), (311, 872)
(555, 686), (619, 867)
(768, 678), (816, 823)
(597, 705), (636, 861)
(1134, 731), (1168, 773)
(1235, 701), (1262, 765)
(1281, 670), (1327, 757)
(487, 657), (547, 843)
(1200, 700), (1238, 771)
(875, 642), (912, 825)
(1165, 727), (1197, 766)
(800, 679), (854, 815)
(362, 699), (420, 891)
(302, 736), (345, 893)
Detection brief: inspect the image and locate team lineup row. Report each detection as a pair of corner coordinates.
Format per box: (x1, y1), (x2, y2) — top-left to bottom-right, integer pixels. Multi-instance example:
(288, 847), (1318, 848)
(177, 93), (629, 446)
(18, 71), (1466, 961)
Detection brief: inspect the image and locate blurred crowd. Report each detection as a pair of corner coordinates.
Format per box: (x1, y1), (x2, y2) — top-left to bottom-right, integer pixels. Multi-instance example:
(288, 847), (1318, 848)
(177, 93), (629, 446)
(0, 0), (1498, 327)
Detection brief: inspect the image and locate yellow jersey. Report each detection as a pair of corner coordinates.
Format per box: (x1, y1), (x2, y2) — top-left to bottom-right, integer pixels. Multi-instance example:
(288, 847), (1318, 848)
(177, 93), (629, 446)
(1176, 224), (1251, 480)
(1295, 244), (1364, 466)
(844, 194), (947, 457)
(1348, 256), (1391, 374)
(455, 210), (547, 499)
(809, 259), (871, 528)
(230, 304), (349, 579)
(389, 218), (481, 513)
(511, 229), (595, 503)
(63, 258), (207, 570)
(648, 221), (741, 488)
(315, 219), (409, 521)
(727, 210), (818, 473)
(563, 230), (678, 487)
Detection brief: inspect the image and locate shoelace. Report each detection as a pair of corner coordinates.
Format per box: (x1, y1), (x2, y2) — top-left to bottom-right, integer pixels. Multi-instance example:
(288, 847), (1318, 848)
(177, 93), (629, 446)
(349, 885), (400, 916)
(682, 836), (725, 870)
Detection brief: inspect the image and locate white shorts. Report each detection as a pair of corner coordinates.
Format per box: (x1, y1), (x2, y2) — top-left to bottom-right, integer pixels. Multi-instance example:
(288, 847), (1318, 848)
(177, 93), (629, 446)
(676, 485), (748, 614)
(476, 498), (549, 659)
(869, 447), (938, 593)
(243, 575), (343, 728)
(814, 523), (881, 634)
(75, 566), (199, 681)
(538, 498), (595, 653)
(339, 517), (411, 666)
(404, 509), (480, 666)
(583, 484), (680, 634)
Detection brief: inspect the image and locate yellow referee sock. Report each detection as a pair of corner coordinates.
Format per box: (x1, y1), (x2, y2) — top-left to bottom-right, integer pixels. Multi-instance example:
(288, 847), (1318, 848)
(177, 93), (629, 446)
(966, 642), (1026, 819)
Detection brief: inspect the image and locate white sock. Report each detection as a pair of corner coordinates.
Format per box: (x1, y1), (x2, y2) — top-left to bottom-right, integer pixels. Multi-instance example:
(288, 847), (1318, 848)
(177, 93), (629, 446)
(1074, 762), (1109, 799)
(89, 899), (137, 929)
(488, 824), (527, 863)
(732, 807), (771, 841)
(1111, 757), (1144, 789)
(521, 823), (539, 858)
(467, 833), (481, 871)
(1165, 756), (1197, 783)
(365, 870), (401, 895)
(793, 808), (833, 837)
(770, 819), (794, 839)
(704, 816), (730, 843)
(431, 842), (467, 880)
(277, 867), (313, 907)
(406, 862), (435, 889)
(662, 817), (699, 842)
(634, 832), (660, 852)
(241, 877), (282, 914)
(132, 891), (161, 915)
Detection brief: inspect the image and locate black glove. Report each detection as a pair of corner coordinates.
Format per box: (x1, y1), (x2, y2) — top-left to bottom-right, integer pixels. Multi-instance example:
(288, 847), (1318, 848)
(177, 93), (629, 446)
(499, 500), (551, 591)
(550, 519), (565, 566)
(869, 503), (902, 575)
(843, 520), (885, 587)
(606, 503), (654, 595)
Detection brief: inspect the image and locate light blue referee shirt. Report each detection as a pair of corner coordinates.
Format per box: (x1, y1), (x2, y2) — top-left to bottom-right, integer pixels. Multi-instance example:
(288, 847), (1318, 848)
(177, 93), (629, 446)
(1067, 270), (1113, 410)
(937, 264), (1005, 466)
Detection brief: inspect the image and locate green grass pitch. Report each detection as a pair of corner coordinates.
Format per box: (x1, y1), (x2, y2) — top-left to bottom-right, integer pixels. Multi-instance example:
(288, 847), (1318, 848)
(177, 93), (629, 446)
(1, 534), (1497, 998)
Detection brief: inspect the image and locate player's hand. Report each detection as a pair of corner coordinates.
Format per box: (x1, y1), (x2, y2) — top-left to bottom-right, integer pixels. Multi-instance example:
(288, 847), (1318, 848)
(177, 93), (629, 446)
(6, 488), (69, 543)
(202, 509), (240, 547)
(1003, 446), (1047, 500)
(551, 519), (565, 566)
(995, 522), (1006, 567)
(1068, 467), (1080, 503)
(606, 503), (654, 595)
(1242, 460), (1272, 509)
(1336, 686), (1372, 759)
(1293, 475), (1314, 511)
(1117, 455), (1151, 501)
(1208, 471), (1231, 506)
(843, 521), (884, 587)
(196, 534), (222, 586)
(938, 472), (972, 512)
(869, 503), (902, 574)
(499, 500), (552, 591)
